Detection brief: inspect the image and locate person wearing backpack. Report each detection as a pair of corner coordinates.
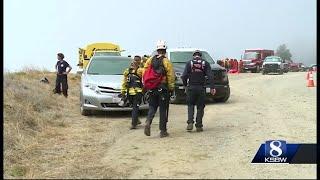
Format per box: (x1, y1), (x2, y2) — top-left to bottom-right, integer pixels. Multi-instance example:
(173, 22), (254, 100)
(181, 50), (216, 132)
(142, 40), (175, 138)
(120, 56), (144, 129)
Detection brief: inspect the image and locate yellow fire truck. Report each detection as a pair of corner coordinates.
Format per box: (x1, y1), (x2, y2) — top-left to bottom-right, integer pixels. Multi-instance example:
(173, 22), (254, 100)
(77, 42), (124, 72)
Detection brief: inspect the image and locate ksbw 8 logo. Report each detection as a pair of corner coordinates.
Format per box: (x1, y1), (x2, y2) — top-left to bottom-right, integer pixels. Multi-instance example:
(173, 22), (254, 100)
(265, 140), (287, 163)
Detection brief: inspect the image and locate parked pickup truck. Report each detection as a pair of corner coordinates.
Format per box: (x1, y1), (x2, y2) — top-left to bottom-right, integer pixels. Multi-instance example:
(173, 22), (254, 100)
(167, 48), (230, 103)
(262, 56), (285, 75)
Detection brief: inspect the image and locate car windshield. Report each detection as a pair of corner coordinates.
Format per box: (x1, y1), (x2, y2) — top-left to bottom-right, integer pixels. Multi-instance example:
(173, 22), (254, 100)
(264, 57), (281, 62)
(87, 57), (130, 75)
(170, 51), (215, 64)
(243, 52), (258, 59)
(94, 52), (121, 56)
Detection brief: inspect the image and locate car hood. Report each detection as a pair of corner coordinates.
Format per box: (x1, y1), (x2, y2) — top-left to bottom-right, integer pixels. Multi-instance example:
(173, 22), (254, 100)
(172, 62), (225, 73)
(83, 75), (123, 89)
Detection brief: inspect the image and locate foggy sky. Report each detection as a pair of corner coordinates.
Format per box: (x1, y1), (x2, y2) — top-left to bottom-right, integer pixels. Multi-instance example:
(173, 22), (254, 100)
(4, 0), (316, 72)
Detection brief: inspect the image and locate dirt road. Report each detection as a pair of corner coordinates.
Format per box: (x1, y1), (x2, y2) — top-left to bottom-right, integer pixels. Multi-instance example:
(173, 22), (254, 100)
(27, 72), (317, 179)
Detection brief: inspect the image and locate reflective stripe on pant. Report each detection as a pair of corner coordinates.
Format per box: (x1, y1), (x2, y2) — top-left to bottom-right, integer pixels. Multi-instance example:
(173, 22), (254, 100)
(55, 74), (68, 96)
(186, 86), (205, 128)
(128, 93), (142, 126)
(146, 90), (169, 131)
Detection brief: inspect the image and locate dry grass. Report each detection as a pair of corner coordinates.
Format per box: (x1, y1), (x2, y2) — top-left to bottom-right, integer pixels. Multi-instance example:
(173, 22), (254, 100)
(3, 67), (132, 179)
(3, 68), (80, 178)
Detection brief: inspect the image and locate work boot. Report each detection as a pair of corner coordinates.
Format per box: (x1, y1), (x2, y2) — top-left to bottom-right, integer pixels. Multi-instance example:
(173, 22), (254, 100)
(144, 120), (151, 136)
(196, 127), (203, 132)
(186, 123), (193, 131)
(160, 130), (169, 138)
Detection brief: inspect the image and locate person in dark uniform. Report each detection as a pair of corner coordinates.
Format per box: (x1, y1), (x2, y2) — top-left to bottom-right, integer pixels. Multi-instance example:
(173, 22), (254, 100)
(181, 50), (216, 132)
(55, 53), (72, 97)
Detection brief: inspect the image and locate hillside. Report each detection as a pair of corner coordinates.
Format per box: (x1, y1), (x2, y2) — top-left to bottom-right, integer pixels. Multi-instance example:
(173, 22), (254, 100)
(4, 69), (81, 178)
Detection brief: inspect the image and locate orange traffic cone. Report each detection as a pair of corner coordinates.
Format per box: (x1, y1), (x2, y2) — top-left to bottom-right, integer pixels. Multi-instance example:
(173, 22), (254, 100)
(307, 71), (315, 87)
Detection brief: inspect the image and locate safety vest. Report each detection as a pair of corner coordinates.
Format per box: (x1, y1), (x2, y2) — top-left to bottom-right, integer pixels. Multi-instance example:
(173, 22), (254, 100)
(189, 59), (206, 86)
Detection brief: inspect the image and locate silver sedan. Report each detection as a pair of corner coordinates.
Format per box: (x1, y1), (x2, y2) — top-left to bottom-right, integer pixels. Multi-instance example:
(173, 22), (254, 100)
(80, 56), (148, 116)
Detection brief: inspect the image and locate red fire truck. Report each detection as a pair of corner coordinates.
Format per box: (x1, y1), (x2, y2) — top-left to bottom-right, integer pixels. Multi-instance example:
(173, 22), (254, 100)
(241, 49), (274, 73)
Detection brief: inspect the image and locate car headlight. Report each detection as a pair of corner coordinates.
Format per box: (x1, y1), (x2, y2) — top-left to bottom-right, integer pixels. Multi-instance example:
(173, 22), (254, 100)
(84, 83), (100, 93)
(84, 83), (96, 90)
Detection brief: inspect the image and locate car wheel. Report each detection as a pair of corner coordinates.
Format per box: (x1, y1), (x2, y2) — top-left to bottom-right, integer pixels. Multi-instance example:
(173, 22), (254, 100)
(213, 87), (230, 103)
(262, 70), (266, 75)
(80, 103), (91, 116)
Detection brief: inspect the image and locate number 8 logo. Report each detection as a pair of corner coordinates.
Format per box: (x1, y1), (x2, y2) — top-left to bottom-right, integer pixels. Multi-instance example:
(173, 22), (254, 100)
(269, 140), (283, 157)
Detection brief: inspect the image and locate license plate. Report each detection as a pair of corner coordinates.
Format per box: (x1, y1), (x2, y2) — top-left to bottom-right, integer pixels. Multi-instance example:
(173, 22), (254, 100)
(206, 88), (211, 93)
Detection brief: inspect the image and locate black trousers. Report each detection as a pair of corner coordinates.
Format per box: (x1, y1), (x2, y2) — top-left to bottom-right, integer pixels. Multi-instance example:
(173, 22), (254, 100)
(55, 74), (68, 97)
(186, 86), (206, 128)
(128, 93), (142, 126)
(146, 89), (169, 131)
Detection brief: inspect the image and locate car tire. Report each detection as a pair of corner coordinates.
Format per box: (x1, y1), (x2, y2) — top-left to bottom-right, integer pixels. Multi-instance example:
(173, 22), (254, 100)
(80, 103), (91, 116)
(213, 87), (230, 103)
(279, 70), (284, 75)
(262, 70), (266, 75)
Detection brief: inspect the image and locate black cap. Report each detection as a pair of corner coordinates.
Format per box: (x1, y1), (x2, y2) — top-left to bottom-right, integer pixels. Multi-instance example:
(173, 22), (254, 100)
(193, 50), (202, 56)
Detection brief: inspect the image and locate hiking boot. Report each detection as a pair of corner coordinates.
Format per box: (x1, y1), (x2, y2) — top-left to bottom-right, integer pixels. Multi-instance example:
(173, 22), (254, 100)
(186, 123), (193, 131)
(130, 125), (137, 130)
(160, 131), (169, 138)
(144, 120), (151, 136)
(196, 127), (203, 132)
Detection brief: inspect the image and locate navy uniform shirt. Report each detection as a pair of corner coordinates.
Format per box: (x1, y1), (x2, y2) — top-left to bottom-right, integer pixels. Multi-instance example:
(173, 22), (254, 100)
(56, 60), (71, 74)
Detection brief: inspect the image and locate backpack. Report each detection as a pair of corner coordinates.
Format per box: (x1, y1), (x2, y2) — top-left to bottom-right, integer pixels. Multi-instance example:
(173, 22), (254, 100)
(143, 55), (166, 90)
(127, 68), (142, 88)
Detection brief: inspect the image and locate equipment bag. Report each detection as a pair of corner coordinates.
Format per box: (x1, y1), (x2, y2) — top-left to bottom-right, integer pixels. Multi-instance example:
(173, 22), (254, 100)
(143, 56), (166, 90)
(127, 69), (143, 88)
